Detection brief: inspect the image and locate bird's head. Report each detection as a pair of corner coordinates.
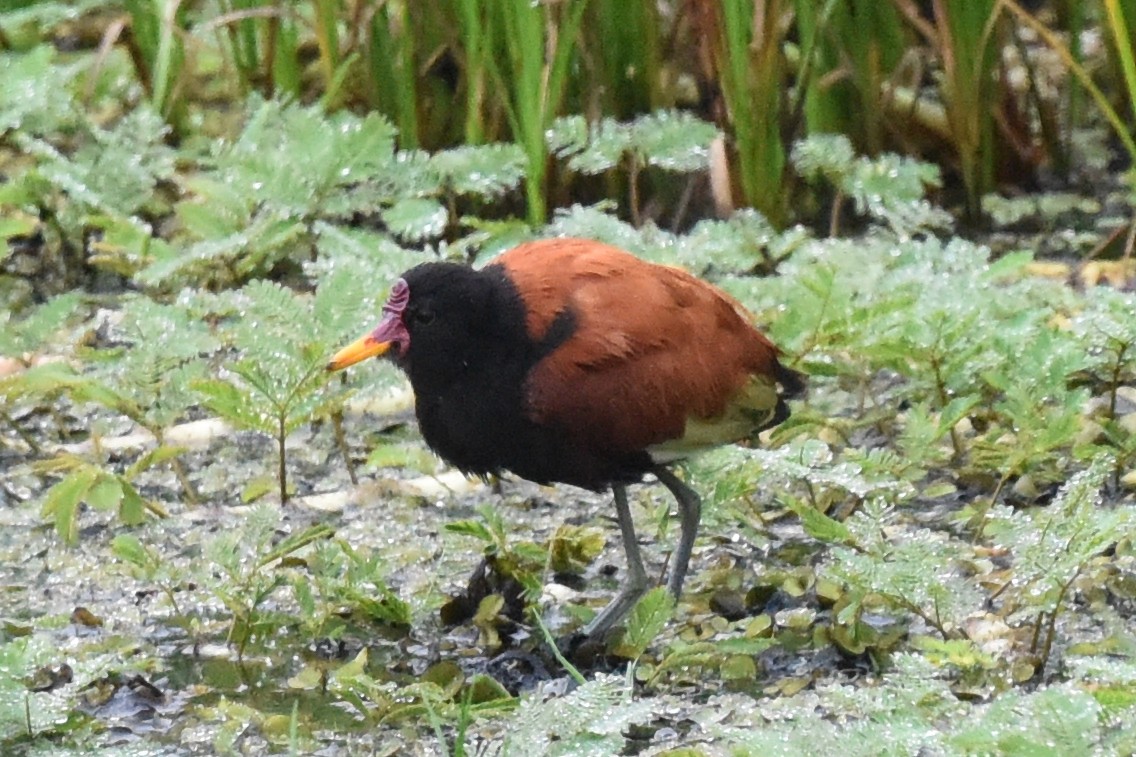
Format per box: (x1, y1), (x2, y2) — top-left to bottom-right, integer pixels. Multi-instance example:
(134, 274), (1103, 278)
(327, 262), (504, 376)
(326, 277), (413, 370)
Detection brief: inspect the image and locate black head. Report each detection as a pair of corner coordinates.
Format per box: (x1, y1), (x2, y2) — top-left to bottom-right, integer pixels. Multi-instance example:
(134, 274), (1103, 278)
(327, 262), (529, 390)
(397, 263), (499, 374)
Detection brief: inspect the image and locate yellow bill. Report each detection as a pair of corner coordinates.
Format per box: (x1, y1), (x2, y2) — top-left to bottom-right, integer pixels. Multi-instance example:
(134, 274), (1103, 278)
(327, 333), (393, 371)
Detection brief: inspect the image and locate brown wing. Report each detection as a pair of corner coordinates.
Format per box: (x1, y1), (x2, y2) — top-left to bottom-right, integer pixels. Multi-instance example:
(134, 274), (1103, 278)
(494, 238), (787, 456)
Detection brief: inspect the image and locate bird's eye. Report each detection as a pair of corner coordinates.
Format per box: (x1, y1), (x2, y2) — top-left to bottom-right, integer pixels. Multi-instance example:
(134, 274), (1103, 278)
(412, 309), (436, 326)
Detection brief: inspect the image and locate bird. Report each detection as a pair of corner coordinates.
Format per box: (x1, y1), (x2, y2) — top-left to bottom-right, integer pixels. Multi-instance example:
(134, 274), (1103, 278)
(327, 238), (804, 639)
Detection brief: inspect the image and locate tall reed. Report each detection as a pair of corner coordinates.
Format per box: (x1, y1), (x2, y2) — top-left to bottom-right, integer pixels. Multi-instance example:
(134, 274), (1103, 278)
(716, 0), (790, 227)
(795, 0), (907, 155)
(366, 2), (419, 147)
(928, 0), (1004, 223)
(123, 0), (189, 127)
(489, 0), (588, 225)
(1103, 0), (1136, 128)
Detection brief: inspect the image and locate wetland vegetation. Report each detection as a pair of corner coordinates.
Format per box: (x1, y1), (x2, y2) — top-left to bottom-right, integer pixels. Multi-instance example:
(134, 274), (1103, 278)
(2, 0), (1136, 754)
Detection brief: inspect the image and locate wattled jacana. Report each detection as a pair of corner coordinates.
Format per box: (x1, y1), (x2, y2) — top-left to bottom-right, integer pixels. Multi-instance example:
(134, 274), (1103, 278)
(328, 238), (804, 638)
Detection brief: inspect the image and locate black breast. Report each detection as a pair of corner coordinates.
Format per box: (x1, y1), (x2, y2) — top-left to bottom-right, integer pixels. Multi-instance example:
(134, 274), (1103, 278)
(401, 264), (651, 490)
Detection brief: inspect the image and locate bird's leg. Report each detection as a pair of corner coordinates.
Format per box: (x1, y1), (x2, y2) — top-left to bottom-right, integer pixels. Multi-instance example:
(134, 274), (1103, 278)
(653, 466), (702, 599)
(582, 483), (649, 637)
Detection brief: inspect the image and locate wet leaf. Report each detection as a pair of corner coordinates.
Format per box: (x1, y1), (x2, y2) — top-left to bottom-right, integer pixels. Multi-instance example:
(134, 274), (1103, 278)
(773, 675), (812, 697)
(381, 198), (447, 242)
(259, 524), (335, 567)
(473, 594), (505, 648)
(366, 442), (438, 473)
(715, 637), (777, 656)
(118, 481), (148, 526)
(548, 524), (606, 574)
(446, 519), (495, 543)
(241, 475), (276, 503)
(615, 588), (674, 659)
(111, 534), (154, 571)
(84, 475), (123, 513)
(40, 467), (98, 545)
(922, 479), (959, 498)
(430, 143), (525, 197)
(720, 654), (756, 682)
(422, 660), (464, 699)
(830, 620), (876, 655)
(468, 673), (511, 704)
(633, 110), (718, 172)
(125, 445), (189, 479)
(781, 494), (852, 544)
(260, 713), (295, 739)
(332, 648), (370, 682)
(288, 664), (325, 690)
(745, 614), (773, 638)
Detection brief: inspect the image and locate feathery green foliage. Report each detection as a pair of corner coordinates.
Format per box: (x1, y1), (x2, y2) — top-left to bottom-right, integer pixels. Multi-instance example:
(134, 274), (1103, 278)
(200, 505), (331, 658)
(141, 100), (397, 288)
(986, 455), (1131, 669)
(293, 539), (411, 636)
(194, 277), (360, 503)
(0, 637), (77, 745)
(486, 673), (654, 757)
(1, 108), (174, 262)
(37, 455), (168, 545)
(792, 135), (952, 237)
(0, 45), (79, 137)
(0, 293), (82, 363)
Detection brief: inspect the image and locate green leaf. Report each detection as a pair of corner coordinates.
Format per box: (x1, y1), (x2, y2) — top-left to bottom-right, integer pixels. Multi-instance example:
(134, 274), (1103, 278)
(288, 663), (326, 690)
(719, 654), (757, 681)
(937, 394), (981, 436)
(912, 636), (996, 670)
(446, 520), (495, 543)
(0, 292), (83, 357)
(118, 481), (148, 526)
(85, 475), (123, 513)
(566, 118), (631, 174)
(632, 110), (719, 172)
(241, 476), (277, 503)
(111, 534), (155, 572)
(791, 134), (950, 235)
(781, 495), (853, 544)
(616, 587), (675, 658)
(331, 648), (370, 682)
(652, 641), (719, 678)
(381, 198), (448, 242)
(41, 468), (99, 545)
(713, 636), (778, 655)
(430, 144), (526, 197)
(0, 45), (79, 134)
(366, 442), (438, 474)
(176, 182), (249, 238)
(125, 445), (188, 480)
(546, 115), (588, 158)
(194, 378), (268, 432)
(258, 524), (336, 568)
(467, 673), (512, 704)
